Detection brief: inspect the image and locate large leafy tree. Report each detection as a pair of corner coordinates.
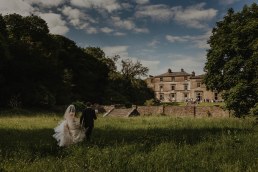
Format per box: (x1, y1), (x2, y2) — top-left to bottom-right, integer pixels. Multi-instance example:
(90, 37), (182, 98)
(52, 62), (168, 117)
(104, 57), (153, 105)
(0, 13), (153, 107)
(204, 3), (258, 117)
(121, 58), (149, 79)
(0, 14), (110, 107)
(83, 48), (154, 105)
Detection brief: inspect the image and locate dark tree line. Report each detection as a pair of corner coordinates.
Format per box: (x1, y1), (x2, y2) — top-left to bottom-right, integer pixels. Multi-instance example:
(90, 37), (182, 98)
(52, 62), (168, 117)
(0, 14), (154, 108)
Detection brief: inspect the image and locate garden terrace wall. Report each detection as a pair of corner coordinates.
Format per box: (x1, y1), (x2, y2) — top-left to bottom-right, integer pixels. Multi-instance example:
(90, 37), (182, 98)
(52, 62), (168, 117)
(137, 106), (164, 116)
(101, 105), (230, 117)
(164, 106), (194, 116)
(137, 106), (229, 117)
(195, 106), (229, 118)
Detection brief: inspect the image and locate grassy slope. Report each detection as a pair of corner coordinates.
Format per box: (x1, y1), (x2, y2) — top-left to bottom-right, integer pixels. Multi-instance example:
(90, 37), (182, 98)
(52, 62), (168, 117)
(0, 113), (257, 171)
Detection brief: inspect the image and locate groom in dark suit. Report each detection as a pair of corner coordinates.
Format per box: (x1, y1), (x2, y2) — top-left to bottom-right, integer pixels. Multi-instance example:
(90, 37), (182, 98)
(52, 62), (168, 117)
(80, 102), (97, 141)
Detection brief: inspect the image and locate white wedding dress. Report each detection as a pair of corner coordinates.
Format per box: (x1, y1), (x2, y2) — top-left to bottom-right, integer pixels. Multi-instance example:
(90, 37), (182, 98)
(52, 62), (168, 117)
(53, 105), (85, 147)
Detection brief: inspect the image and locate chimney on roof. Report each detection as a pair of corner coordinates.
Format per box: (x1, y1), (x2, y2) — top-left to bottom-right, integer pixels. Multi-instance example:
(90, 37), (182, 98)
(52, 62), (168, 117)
(181, 68), (184, 72)
(192, 71), (195, 76)
(168, 68), (172, 73)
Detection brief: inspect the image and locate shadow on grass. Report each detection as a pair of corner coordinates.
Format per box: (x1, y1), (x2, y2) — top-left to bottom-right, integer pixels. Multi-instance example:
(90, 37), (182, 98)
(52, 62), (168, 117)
(0, 108), (65, 117)
(0, 126), (252, 158)
(93, 127), (251, 148)
(0, 128), (65, 158)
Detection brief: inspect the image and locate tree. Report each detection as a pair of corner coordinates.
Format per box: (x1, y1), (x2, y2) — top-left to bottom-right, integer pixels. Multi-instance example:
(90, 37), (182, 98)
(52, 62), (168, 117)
(121, 58), (149, 79)
(110, 58), (153, 105)
(204, 3), (258, 117)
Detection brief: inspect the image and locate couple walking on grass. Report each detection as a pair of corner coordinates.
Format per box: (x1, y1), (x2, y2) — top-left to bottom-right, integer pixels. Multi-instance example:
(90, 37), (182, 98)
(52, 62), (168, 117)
(53, 102), (97, 147)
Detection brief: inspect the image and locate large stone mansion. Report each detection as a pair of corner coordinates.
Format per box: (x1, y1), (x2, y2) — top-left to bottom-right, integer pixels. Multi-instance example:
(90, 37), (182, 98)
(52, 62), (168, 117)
(146, 68), (223, 103)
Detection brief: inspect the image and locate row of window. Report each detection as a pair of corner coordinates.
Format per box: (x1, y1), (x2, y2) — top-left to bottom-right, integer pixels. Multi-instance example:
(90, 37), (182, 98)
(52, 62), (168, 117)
(159, 84), (189, 91)
(159, 93), (188, 100)
(159, 83), (201, 91)
(160, 76), (188, 82)
(159, 92), (219, 101)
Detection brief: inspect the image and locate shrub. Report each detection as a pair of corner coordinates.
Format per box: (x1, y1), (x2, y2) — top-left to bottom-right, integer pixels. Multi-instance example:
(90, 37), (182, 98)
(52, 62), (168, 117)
(144, 99), (160, 106)
(250, 103), (258, 116)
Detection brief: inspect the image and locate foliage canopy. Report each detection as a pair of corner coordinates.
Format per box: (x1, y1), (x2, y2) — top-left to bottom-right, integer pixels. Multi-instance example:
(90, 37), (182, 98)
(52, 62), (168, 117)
(204, 3), (258, 117)
(0, 14), (154, 108)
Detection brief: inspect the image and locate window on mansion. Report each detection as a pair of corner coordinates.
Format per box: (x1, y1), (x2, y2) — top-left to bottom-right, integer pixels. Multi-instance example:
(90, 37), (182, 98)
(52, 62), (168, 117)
(170, 93), (175, 98)
(197, 82), (201, 87)
(159, 85), (163, 92)
(171, 77), (175, 81)
(160, 93), (164, 100)
(171, 84), (175, 90)
(214, 92), (218, 100)
(184, 84), (188, 90)
(160, 77), (163, 82)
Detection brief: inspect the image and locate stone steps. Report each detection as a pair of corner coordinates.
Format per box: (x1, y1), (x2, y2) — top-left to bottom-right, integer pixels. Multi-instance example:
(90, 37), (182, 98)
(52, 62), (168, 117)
(104, 107), (139, 117)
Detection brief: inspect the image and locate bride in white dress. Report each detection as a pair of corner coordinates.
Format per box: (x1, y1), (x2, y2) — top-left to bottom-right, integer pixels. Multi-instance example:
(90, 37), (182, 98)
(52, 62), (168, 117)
(53, 105), (85, 147)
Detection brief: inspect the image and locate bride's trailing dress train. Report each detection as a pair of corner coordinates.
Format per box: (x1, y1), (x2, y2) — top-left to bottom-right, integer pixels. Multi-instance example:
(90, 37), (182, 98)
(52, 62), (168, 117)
(53, 105), (85, 147)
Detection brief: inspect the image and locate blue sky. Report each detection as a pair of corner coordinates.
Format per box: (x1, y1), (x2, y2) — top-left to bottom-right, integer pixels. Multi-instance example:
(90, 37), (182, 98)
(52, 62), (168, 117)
(0, 0), (256, 76)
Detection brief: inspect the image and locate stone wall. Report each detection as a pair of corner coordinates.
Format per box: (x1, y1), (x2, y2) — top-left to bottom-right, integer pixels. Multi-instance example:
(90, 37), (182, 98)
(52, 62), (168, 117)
(136, 106), (164, 116)
(101, 105), (230, 117)
(137, 105), (229, 117)
(195, 106), (229, 118)
(164, 106), (194, 116)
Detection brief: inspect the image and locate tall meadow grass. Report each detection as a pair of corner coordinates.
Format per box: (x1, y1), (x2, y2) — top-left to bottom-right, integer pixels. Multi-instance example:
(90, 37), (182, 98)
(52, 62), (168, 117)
(0, 112), (257, 171)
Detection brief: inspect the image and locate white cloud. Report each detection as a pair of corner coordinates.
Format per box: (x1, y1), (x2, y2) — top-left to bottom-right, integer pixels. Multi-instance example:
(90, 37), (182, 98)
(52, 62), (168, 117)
(121, 3), (133, 9)
(165, 35), (188, 43)
(111, 16), (135, 30)
(219, 0), (240, 5)
(135, 4), (173, 21)
(166, 30), (212, 49)
(61, 6), (99, 34)
(135, 0), (149, 5)
(62, 6), (86, 26)
(111, 16), (149, 33)
(102, 45), (129, 58)
(148, 40), (160, 48)
(0, 0), (69, 35)
(86, 27), (98, 34)
(71, 0), (121, 13)
(0, 0), (34, 16)
(39, 13), (69, 35)
(136, 3), (217, 29)
(173, 3), (217, 29)
(100, 27), (114, 33)
(25, 0), (64, 8)
(134, 27), (149, 33)
(62, 6), (81, 20)
(114, 32), (126, 36)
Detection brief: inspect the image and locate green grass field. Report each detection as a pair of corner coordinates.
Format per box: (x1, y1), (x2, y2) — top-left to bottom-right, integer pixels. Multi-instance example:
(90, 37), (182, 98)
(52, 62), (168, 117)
(0, 112), (257, 171)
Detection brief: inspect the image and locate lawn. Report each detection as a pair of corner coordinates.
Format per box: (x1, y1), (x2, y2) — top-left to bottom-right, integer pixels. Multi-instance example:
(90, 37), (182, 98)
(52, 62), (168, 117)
(0, 112), (257, 171)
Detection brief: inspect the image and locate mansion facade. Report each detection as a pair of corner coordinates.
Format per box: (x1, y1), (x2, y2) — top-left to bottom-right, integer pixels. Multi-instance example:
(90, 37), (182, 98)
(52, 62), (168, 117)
(146, 69), (223, 103)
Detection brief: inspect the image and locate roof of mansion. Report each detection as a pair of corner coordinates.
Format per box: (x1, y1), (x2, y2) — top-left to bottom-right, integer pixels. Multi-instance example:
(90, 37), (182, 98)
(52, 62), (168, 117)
(154, 68), (190, 77)
(150, 68), (205, 79)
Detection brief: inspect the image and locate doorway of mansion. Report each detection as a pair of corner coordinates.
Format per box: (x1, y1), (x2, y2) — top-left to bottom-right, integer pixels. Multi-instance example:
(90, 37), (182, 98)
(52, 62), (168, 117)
(195, 91), (203, 101)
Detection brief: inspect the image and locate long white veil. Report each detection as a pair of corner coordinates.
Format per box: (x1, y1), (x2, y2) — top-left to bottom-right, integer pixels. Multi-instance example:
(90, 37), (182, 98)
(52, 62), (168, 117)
(64, 104), (76, 120)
